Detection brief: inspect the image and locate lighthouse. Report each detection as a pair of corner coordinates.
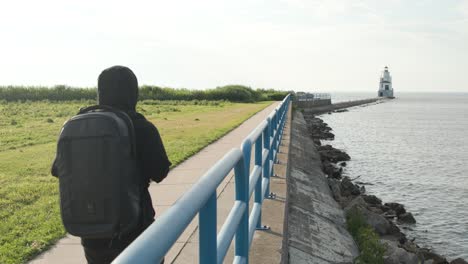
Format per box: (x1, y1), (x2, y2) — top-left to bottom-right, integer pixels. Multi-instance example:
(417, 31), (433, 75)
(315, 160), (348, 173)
(378, 66), (394, 98)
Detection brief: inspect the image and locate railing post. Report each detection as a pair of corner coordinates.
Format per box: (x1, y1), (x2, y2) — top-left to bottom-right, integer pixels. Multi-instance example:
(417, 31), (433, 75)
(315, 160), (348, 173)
(199, 192), (217, 264)
(241, 139), (252, 182)
(268, 111), (278, 199)
(255, 136), (268, 230)
(263, 118), (271, 199)
(234, 158), (249, 264)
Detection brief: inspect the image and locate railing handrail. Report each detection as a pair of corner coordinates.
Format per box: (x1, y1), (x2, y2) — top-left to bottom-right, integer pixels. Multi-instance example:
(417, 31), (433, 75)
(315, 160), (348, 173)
(113, 94), (291, 264)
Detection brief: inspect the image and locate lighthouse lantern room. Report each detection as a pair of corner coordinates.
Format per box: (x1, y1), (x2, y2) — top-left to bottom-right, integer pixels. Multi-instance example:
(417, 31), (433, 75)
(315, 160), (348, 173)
(378, 66), (394, 98)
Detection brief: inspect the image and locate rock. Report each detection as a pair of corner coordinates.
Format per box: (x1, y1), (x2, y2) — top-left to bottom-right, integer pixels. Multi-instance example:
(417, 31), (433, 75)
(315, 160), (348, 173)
(381, 205), (391, 212)
(387, 221), (402, 236)
(359, 185), (366, 194)
(385, 202), (407, 216)
(312, 138), (321, 146)
(345, 198), (393, 236)
(398, 212), (417, 224)
(420, 248), (448, 264)
(306, 118), (335, 140)
(317, 144), (334, 151)
(327, 178), (342, 202)
(322, 161), (342, 179)
(341, 177), (361, 196)
(318, 145), (351, 162)
(401, 240), (419, 254)
(364, 210), (394, 236)
(383, 211), (397, 220)
(451, 258), (468, 264)
(381, 239), (420, 264)
(340, 161), (347, 167)
(369, 206), (384, 214)
(363, 194), (382, 206)
(343, 196), (368, 212)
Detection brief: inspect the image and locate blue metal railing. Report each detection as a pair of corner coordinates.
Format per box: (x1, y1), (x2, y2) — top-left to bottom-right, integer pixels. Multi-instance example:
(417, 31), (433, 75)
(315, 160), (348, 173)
(113, 94), (291, 264)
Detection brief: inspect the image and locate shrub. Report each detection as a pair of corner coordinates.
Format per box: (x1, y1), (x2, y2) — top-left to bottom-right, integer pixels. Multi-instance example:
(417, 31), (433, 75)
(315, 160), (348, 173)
(346, 209), (385, 264)
(1, 85), (289, 103)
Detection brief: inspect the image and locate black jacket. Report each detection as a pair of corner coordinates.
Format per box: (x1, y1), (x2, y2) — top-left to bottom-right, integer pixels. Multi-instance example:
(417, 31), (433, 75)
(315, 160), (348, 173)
(52, 66), (171, 249)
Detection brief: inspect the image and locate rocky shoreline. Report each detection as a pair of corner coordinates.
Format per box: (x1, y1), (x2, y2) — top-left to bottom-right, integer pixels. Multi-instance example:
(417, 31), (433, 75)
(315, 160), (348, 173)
(303, 113), (467, 264)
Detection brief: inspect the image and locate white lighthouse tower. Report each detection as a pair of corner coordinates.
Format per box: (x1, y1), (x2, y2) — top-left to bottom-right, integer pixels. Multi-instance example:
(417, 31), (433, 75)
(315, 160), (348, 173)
(378, 66), (394, 98)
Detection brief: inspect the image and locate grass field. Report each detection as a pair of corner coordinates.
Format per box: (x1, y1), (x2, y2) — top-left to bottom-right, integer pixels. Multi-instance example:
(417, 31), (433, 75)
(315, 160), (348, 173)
(0, 100), (272, 264)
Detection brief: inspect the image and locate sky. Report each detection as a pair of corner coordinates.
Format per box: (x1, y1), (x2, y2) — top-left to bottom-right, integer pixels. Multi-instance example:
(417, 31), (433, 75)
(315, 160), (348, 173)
(0, 0), (467, 92)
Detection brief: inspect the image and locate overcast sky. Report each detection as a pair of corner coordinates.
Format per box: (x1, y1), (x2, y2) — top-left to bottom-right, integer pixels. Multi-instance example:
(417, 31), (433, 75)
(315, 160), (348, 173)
(0, 0), (467, 92)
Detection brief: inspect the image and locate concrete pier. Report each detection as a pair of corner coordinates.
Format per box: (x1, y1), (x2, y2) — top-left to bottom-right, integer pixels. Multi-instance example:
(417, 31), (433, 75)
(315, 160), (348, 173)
(284, 111), (359, 263)
(301, 98), (381, 115)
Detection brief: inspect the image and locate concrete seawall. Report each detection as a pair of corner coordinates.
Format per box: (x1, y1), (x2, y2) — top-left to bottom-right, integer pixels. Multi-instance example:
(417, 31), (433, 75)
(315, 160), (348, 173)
(301, 98), (381, 115)
(284, 111), (359, 263)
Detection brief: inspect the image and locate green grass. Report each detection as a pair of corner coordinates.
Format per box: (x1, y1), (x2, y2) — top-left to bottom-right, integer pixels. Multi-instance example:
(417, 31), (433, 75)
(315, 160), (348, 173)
(0, 100), (272, 264)
(346, 209), (386, 264)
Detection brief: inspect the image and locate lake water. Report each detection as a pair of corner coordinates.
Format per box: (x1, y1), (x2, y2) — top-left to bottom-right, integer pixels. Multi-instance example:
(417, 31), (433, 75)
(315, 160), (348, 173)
(320, 92), (468, 260)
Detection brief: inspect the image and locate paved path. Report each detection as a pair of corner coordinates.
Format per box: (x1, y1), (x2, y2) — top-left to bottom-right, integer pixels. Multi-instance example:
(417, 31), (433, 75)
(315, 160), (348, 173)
(31, 102), (281, 264)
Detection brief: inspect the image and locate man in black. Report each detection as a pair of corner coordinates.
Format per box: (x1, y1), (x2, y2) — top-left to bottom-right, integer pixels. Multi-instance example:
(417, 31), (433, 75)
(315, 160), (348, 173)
(52, 65), (171, 263)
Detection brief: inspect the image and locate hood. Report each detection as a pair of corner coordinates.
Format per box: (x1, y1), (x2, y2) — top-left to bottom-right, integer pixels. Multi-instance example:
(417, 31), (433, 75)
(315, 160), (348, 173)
(97, 65), (139, 111)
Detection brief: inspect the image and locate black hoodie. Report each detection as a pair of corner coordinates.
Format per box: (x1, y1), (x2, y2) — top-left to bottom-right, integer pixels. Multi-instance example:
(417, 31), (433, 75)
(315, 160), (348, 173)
(53, 66), (171, 249)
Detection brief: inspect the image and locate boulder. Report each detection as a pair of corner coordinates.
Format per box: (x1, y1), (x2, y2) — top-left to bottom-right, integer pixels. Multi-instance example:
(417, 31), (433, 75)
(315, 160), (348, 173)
(381, 239), (420, 264)
(344, 196), (368, 212)
(381, 204), (391, 212)
(317, 144), (334, 151)
(385, 202), (407, 216)
(451, 258), (468, 264)
(359, 185), (366, 194)
(364, 209), (394, 236)
(401, 240), (419, 254)
(318, 145), (351, 162)
(322, 161), (343, 179)
(341, 177), (361, 197)
(306, 119), (335, 140)
(383, 209), (397, 219)
(369, 206), (384, 214)
(327, 178), (342, 202)
(398, 212), (417, 224)
(419, 248), (448, 264)
(313, 138), (321, 146)
(345, 197), (393, 236)
(363, 194), (382, 206)
(386, 221), (402, 236)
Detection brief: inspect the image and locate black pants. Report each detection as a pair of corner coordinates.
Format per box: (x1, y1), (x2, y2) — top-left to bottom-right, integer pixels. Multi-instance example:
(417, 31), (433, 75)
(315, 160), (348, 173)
(82, 221), (162, 264)
(83, 246), (164, 264)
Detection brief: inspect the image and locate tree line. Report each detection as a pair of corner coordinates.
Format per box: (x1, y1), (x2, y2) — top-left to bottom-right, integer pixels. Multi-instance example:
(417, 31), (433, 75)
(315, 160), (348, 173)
(0, 85), (289, 103)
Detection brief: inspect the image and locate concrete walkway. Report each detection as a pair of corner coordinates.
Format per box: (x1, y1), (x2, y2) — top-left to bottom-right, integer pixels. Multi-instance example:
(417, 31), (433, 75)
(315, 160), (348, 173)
(31, 101), (281, 264)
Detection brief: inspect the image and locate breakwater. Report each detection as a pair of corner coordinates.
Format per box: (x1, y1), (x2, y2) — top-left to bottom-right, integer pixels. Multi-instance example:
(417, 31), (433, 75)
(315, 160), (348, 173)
(285, 98), (467, 263)
(299, 98), (381, 115)
(285, 111), (358, 263)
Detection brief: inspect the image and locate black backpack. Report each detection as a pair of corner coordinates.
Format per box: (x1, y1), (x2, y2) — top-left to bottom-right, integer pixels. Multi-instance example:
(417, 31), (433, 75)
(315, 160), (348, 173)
(54, 105), (141, 238)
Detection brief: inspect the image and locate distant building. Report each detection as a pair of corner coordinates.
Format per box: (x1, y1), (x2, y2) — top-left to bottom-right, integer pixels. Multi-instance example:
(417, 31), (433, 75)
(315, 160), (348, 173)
(378, 66), (394, 98)
(294, 92), (331, 108)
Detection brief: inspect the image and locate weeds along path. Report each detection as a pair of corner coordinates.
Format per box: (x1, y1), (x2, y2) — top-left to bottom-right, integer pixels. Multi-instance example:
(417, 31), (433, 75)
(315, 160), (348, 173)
(0, 100), (272, 264)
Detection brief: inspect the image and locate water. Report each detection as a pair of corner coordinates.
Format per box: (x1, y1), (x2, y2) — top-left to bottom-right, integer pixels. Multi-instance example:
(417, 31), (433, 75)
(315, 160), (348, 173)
(320, 93), (468, 260)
